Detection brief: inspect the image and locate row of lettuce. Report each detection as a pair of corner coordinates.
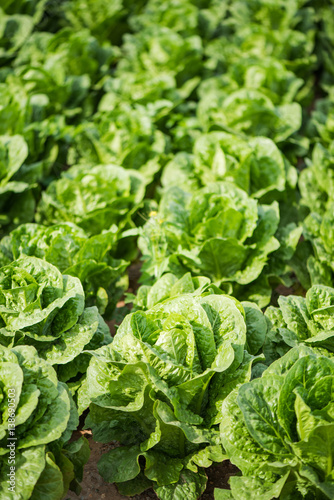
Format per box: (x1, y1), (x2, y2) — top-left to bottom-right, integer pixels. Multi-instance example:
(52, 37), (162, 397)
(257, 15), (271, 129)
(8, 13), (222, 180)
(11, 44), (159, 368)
(1, 0), (334, 499)
(1, 0), (334, 314)
(2, 260), (334, 499)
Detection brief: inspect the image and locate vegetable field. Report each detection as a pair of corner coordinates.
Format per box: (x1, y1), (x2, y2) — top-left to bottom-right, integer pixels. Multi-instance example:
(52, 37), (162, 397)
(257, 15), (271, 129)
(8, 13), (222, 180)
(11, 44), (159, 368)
(1, 1), (334, 499)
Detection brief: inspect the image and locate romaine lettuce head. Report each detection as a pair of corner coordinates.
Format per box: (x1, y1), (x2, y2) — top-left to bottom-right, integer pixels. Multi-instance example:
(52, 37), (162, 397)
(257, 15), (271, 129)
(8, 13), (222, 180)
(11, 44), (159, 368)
(264, 285), (334, 365)
(308, 94), (334, 150)
(0, 344), (89, 499)
(129, 0), (227, 40)
(10, 27), (118, 134)
(315, 3), (334, 83)
(36, 163), (147, 235)
(0, 256), (111, 393)
(196, 86), (303, 148)
(0, 76), (70, 187)
(0, 222), (129, 316)
(55, 0), (125, 43)
(301, 207), (334, 288)
(162, 132), (297, 203)
(300, 143), (334, 216)
(139, 182), (286, 307)
(84, 290), (264, 499)
(218, 345), (334, 499)
(66, 103), (169, 182)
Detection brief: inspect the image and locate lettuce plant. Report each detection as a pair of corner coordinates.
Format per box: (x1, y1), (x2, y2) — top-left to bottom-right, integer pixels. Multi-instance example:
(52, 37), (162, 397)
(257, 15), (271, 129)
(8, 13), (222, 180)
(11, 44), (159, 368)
(67, 104), (168, 182)
(36, 164), (147, 235)
(217, 346), (334, 500)
(264, 285), (334, 365)
(162, 132), (297, 203)
(196, 86), (303, 151)
(0, 135), (37, 236)
(0, 256), (111, 395)
(308, 93), (334, 150)
(300, 142), (334, 216)
(84, 289), (266, 499)
(0, 344), (89, 499)
(0, 222), (129, 316)
(56, 0), (126, 43)
(301, 207), (334, 289)
(13, 27), (117, 122)
(129, 0), (226, 40)
(139, 182), (301, 307)
(315, 5), (334, 83)
(130, 272), (219, 311)
(104, 25), (202, 105)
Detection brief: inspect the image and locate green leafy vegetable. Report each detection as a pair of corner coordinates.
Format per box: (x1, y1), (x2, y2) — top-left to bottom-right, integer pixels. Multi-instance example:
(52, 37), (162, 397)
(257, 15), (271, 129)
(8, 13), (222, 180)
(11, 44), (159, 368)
(36, 164), (147, 235)
(0, 256), (111, 401)
(0, 222), (129, 316)
(84, 289), (265, 499)
(162, 132), (297, 203)
(217, 346), (334, 499)
(0, 343), (89, 499)
(264, 285), (334, 364)
(0, 134), (36, 236)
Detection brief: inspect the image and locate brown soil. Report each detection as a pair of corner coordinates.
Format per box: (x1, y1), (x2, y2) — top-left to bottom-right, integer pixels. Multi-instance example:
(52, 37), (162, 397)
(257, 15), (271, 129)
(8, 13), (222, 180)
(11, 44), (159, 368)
(200, 462), (238, 499)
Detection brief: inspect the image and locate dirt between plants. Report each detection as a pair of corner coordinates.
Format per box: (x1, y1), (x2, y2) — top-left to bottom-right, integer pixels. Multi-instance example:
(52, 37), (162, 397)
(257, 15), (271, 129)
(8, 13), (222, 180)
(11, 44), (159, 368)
(66, 432), (238, 500)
